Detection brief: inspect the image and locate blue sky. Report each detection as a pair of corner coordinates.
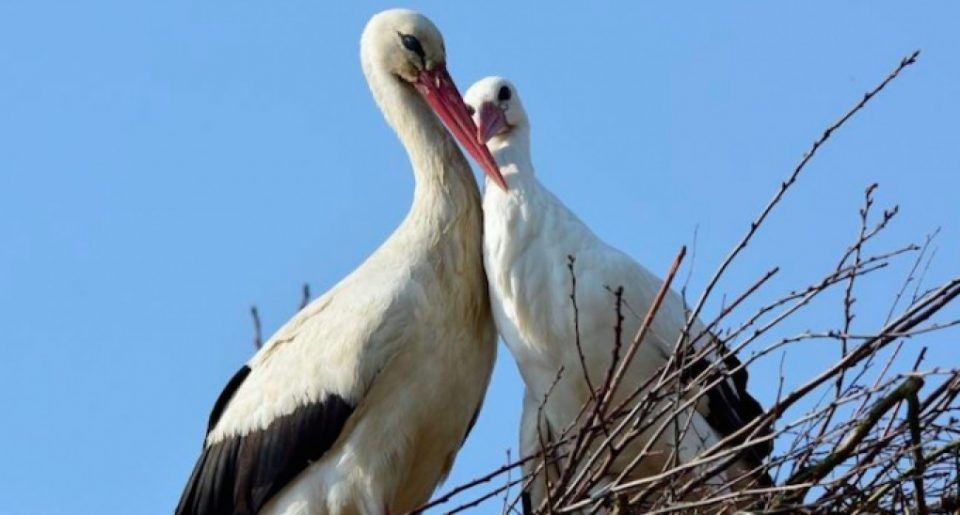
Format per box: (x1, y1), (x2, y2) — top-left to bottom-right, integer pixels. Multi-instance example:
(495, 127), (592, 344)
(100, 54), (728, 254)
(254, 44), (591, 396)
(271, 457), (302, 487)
(2, 2), (959, 513)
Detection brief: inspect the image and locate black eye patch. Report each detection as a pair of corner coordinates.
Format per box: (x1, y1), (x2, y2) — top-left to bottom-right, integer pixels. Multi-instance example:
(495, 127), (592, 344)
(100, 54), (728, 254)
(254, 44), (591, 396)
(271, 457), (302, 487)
(466, 105), (475, 116)
(497, 85), (512, 102)
(399, 33), (426, 60)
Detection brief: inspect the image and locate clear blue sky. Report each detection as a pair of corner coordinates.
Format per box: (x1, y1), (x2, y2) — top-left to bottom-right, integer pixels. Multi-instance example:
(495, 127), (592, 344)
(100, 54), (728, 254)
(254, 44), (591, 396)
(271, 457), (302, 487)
(2, 2), (958, 514)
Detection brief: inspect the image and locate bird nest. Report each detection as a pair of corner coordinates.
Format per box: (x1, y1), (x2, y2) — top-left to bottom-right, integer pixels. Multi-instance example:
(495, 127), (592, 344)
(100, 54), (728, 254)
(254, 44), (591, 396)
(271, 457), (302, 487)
(417, 50), (960, 515)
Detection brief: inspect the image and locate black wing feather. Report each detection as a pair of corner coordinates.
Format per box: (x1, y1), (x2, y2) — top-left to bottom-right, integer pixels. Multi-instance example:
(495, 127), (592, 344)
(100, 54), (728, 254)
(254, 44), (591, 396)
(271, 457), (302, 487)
(207, 366), (251, 435)
(176, 366), (355, 515)
(521, 492), (533, 515)
(682, 342), (772, 471)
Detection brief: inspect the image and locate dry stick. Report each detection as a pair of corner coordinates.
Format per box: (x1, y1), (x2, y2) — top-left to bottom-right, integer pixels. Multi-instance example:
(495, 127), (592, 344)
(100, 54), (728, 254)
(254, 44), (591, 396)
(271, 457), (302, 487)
(299, 283), (311, 310)
(954, 442), (959, 508)
(449, 412), (666, 513)
(765, 277), (960, 436)
(807, 341), (917, 483)
(686, 266), (779, 352)
(444, 476), (528, 515)
(912, 245), (941, 305)
(613, 256), (904, 493)
(413, 455), (545, 513)
(616, 378), (769, 506)
(692, 247), (905, 388)
(555, 246), (686, 505)
(250, 305), (263, 349)
(603, 275), (960, 503)
(844, 248), (928, 423)
(907, 389), (930, 515)
(607, 286), (627, 398)
(794, 185), (882, 474)
(632, 377), (907, 510)
(760, 323), (960, 343)
(580, 286), (682, 496)
(639, 484), (814, 515)
(420, 369), (572, 513)
(450, 48), (936, 512)
(602, 288), (676, 437)
(851, 275), (960, 396)
(577, 286), (627, 460)
(886, 228), (940, 325)
(801, 415), (909, 509)
(661, 420), (741, 504)
(839, 185), (878, 382)
(717, 250), (906, 353)
(567, 256), (597, 402)
(838, 372), (960, 503)
(570, 363), (954, 514)
(850, 338), (907, 422)
(673, 49), (920, 378)
(526, 388), (647, 513)
(501, 449), (514, 515)
(568, 287), (629, 492)
(600, 258), (856, 464)
(536, 367), (567, 511)
(862, 440), (960, 509)
(608, 263), (781, 423)
(656, 54), (920, 470)
(688, 376), (876, 494)
(252, 283), (312, 352)
(773, 376), (924, 507)
(679, 225), (699, 308)
(628, 267), (779, 470)
(675, 439), (834, 511)
(621, 374), (784, 506)
(601, 246), (687, 420)
(550, 253), (687, 506)
(710, 439), (779, 497)
(873, 341), (914, 407)
(631, 248), (912, 453)
(559, 422), (782, 510)
(560, 368), (674, 502)
(572, 254), (896, 502)
(537, 259), (603, 508)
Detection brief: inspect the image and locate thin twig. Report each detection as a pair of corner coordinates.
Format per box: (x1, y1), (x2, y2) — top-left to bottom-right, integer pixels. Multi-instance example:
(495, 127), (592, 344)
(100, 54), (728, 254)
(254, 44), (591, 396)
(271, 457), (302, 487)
(250, 305), (262, 350)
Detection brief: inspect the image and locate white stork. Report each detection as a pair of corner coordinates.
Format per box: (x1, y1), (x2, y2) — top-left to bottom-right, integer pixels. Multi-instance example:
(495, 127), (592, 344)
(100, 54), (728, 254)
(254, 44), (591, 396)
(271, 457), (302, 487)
(464, 77), (771, 507)
(176, 11), (508, 515)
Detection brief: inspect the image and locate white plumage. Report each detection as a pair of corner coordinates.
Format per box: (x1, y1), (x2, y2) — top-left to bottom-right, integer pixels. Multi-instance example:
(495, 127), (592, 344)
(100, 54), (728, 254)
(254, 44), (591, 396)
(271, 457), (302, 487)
(177, 11), (507, 515)
(464, 76), (769, 507)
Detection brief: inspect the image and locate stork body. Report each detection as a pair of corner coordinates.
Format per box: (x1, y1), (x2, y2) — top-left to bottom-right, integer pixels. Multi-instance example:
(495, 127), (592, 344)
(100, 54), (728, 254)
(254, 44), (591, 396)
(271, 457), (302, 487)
(176, 12), (506, 515)
(465, 77), (769, 507)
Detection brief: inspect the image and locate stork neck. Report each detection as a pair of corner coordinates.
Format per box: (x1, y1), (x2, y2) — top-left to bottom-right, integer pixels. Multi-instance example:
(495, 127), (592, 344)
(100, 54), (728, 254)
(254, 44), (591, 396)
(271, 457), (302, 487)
(365, 66), (477, 208)
(487, 128), (535, 189)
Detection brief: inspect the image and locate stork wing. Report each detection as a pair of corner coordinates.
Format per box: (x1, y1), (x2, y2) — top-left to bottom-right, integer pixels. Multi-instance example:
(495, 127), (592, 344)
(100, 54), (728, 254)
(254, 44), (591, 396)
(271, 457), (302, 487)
(176, 369), (354, 515)
(592, 245), (774, 473)
(176, 275), (410, 515)
(683, 337), (772, 471)
(519, 388), (560, 515)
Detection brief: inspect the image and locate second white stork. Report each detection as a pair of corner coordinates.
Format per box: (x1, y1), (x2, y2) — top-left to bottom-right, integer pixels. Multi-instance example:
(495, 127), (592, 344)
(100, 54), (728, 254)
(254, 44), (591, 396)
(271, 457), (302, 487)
(176, 11), (507, 515)
(464, 77), (771, 507)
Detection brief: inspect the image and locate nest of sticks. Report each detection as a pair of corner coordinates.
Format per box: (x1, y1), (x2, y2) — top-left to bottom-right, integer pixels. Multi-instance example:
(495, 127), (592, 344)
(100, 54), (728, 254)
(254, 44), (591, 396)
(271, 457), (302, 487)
(417, 50), (960, 515)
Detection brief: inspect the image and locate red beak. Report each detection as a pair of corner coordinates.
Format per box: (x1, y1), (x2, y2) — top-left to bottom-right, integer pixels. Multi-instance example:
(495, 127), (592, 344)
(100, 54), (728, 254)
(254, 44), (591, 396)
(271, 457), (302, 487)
(414, 65), (508, 191)
(475, 101), (508, 144)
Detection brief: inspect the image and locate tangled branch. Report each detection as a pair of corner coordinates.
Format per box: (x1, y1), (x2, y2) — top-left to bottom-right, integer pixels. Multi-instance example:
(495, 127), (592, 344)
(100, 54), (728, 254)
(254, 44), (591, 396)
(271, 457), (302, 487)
(419, 50), (960, 514)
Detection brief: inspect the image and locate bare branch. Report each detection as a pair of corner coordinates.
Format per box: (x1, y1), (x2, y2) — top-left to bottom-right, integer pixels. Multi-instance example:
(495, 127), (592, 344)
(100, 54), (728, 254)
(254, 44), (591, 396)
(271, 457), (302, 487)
(250, 305), (262, 350)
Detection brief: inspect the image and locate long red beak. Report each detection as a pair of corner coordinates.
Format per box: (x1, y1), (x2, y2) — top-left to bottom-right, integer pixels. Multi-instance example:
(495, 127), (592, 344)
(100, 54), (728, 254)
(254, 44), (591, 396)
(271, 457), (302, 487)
(414, 65), (508, 191)
(475, 102), (508, 144)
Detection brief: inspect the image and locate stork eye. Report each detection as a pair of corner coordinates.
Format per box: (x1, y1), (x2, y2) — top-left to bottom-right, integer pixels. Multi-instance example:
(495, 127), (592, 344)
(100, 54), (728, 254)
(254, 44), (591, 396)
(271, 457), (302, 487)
(465, 105), (475, 116)
(399, 33), (426, 60)
(498, 85), (512, 102)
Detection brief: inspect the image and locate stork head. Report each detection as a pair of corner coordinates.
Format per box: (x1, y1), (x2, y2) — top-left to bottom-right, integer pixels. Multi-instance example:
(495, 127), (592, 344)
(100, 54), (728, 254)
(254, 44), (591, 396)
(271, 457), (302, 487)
(361, 10), (507, 190)
(464, 77), (529, 150)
